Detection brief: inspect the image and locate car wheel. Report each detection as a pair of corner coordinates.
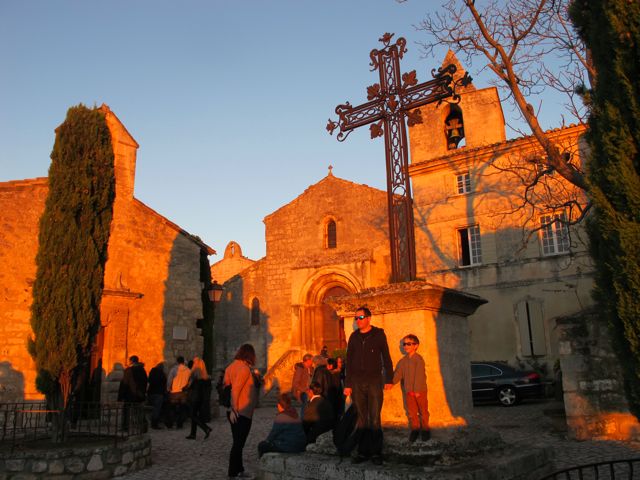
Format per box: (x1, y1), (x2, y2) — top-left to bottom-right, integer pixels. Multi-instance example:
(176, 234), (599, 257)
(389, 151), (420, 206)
(497, 385), (518, 406)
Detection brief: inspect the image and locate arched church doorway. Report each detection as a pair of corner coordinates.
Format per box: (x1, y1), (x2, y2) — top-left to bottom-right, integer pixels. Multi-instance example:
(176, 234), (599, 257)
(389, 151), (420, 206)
(321, 286), (348, 353)
(297, 271), (361, 355)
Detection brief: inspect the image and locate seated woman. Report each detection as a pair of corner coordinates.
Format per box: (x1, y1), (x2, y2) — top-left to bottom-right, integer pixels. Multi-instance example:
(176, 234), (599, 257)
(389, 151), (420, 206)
(258, 393), (307, 457)
(302, 381), (335, 444)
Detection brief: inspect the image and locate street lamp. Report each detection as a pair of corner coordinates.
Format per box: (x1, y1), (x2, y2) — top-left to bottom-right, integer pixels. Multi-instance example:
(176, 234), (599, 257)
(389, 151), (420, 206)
(208, 280), (223, 303)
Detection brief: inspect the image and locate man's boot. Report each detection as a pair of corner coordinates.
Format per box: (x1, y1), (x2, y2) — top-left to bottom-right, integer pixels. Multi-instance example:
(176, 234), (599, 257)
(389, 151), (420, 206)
(421, 429), (431, 441)
(409, 430), (419, 443)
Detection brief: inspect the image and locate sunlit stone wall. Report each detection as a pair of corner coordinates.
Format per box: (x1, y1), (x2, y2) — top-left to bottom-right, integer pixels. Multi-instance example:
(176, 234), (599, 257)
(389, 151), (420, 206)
(0, 106), (209, 402)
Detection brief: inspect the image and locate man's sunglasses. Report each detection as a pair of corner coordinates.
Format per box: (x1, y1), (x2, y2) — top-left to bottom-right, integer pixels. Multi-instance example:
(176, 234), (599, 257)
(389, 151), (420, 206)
(403, 342), (417, 346)
(354, 315), (368, 320)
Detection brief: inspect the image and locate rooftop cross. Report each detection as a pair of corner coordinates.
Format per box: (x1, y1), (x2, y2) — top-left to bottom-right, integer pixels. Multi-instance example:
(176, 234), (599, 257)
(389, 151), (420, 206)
(327, 33), (471, 283)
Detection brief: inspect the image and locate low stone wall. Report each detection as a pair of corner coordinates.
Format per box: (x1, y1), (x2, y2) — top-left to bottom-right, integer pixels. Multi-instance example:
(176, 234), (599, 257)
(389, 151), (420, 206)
(556, 309), (640, 441)
(259, 447), (553, 480)
(0, 434), (151, 479)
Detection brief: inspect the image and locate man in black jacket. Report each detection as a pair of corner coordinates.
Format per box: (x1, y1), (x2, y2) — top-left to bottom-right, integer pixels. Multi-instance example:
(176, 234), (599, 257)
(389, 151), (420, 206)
(118, 355), (148, 431)
(343, 307), (393, 465)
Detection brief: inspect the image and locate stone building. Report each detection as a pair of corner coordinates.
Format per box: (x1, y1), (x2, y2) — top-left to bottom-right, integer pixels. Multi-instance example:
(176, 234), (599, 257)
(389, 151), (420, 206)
(212, 54), (593, 386)
(211, 172), (391, 387)
(0, 105), (214, 402)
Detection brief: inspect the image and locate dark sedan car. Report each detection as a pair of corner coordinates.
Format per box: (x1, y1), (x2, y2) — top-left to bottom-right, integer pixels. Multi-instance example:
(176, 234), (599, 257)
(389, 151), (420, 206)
(471, 361), (544, 406)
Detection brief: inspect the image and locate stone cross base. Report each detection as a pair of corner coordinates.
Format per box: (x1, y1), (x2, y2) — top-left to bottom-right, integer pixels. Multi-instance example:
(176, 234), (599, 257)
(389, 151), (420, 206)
(326, 281), (487, 430)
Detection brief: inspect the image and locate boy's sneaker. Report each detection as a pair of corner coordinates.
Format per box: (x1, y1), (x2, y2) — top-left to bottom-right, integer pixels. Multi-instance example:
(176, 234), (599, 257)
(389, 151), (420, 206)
(409, 430), (419, 443)
(421, 430), (431, 441)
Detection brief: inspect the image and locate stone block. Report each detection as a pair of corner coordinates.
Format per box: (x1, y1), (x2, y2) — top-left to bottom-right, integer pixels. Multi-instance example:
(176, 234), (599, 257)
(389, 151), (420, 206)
(8, 474), (37, 480)
(113, 465), (128, 477)
(5, 459), (25, 472)
(105, 450), (122, 464)
(121, 452), (134, 465)
(260, 453), (285, 473)
(284, 454), (334, 479)
(76, 471), (111, 480)
(64, 457), (85, 474)
(30, 460), (48, 473)
(86, 454), (103, 472)
(48, 460), (65, 474)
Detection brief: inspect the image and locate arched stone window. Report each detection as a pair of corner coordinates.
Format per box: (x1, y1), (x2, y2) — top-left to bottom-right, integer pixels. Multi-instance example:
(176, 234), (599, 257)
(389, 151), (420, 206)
(444, 104), (465, 150)
(250, 297), (260, 326)
(325, 219), (337, 249)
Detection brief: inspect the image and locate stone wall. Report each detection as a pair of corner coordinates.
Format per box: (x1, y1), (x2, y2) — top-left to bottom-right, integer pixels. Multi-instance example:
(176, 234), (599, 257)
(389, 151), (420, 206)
(556, 309), (640, 440)
(214, 173), (390, 374)
(0, 106), (211, 402)
(0, 179), (48, 400)
(0, 435), (151, 479)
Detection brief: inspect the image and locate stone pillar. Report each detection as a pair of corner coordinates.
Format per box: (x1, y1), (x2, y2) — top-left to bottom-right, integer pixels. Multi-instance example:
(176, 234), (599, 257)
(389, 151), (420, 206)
(326, 280), (486, 429)
(556, 309), (640, 440)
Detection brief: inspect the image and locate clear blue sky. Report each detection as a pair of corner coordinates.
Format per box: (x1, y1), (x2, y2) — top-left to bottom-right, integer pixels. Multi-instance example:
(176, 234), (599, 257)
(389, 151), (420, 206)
(0, 1), (569, 261)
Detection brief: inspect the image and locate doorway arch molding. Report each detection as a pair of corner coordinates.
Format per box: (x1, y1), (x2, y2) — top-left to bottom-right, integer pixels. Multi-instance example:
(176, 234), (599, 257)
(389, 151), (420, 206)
(299, 267), (362, 306)
(294, 268), (363, 353)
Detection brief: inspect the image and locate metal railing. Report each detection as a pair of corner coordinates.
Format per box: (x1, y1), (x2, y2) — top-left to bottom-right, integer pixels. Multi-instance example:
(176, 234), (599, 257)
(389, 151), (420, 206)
(542, 458), (640, 480)
(0, 402), (146, 451)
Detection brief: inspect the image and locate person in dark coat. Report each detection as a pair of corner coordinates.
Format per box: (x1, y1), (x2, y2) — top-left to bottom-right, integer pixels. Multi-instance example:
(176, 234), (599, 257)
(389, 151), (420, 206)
(302, 382), (334, 443)
(258, 393), (307, 457)
(185, 357), (213, 440)
(147, 362), (167, 429)
(328, 358), (344, 419)
(311, 356), (339, 425)
(118, 355), (148, 431)
(343, 307), (393, 465)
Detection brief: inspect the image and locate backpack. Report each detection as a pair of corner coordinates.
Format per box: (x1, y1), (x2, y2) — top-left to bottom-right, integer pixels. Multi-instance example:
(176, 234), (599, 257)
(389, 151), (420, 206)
(219, 384), (232, 408)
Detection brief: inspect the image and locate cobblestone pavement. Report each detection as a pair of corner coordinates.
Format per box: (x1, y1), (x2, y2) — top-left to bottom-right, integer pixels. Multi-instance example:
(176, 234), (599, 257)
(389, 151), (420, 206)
(121, 399), (640, 480)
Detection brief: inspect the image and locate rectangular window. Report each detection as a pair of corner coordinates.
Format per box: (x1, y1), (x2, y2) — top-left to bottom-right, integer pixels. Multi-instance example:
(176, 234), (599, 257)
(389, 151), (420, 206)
(458, 225), (482, 266)
(540, 212), (570, 255)
(456, 172), (471, 194)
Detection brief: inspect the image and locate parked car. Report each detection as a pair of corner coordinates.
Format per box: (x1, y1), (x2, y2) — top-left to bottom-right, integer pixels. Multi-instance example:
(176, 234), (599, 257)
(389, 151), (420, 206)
(471, 361), (544, 406)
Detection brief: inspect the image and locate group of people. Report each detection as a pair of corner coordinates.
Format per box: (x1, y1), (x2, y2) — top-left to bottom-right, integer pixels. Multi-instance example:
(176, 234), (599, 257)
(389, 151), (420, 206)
(117, 354), (213, 440)
(221, 306), (431, 478)
(119, 306), (429, 478)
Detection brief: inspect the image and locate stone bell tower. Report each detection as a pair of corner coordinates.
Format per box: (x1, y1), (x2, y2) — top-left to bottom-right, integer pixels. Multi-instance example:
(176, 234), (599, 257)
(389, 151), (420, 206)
(408, 51), (506, 164)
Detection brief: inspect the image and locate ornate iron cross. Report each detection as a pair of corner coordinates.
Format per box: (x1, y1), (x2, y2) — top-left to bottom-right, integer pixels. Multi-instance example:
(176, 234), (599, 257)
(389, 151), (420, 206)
(327, 33), (470, 283)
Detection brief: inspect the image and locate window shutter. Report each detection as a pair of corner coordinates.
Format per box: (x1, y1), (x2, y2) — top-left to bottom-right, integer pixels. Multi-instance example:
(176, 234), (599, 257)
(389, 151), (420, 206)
(516, 301), (532, 356)
(528, 301), (547, 355)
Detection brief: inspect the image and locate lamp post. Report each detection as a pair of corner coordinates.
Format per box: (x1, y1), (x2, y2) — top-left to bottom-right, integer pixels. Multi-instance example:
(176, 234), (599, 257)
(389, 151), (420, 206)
(207, 280), (223, 418)
(208, 280), (224, 303)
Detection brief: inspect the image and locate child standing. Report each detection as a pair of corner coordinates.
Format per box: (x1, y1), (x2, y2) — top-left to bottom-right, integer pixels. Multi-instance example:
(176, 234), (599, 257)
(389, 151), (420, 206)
(393, 334), (430, 442)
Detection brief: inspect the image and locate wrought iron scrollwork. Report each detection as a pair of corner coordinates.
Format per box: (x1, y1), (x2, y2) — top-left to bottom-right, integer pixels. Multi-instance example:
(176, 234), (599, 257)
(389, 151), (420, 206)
(327, 33), (462, 282)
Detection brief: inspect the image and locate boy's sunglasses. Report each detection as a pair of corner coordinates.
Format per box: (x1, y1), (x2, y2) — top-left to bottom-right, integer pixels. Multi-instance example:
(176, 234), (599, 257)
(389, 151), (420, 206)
(403, 342), (417, 346)
(354, 315), (368, 320)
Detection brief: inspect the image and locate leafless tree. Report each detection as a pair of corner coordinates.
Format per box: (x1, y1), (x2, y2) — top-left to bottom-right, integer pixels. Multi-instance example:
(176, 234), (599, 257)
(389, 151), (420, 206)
(413, 0), (592, 224)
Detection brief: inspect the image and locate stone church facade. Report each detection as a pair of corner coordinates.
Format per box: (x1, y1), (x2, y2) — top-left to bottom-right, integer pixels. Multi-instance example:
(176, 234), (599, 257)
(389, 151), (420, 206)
(0, 105), (214, 402)
(212, 54), (593, 384)
(211, 174), (392, 386)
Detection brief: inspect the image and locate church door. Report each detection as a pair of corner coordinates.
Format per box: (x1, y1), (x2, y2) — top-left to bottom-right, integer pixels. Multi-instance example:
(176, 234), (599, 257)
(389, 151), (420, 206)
(321, 286), (348, 354)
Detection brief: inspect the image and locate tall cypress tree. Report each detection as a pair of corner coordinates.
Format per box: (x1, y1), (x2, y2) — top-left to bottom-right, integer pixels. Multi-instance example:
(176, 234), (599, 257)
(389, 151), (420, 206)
(570, 1), (640, 416)
(29, 105), (115, 410)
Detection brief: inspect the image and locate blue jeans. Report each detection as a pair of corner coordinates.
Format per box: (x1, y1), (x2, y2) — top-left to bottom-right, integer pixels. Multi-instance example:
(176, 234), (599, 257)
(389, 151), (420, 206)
(299, 391), (309, 418)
